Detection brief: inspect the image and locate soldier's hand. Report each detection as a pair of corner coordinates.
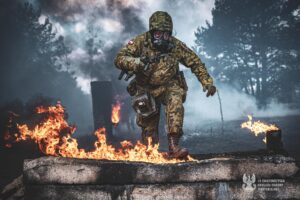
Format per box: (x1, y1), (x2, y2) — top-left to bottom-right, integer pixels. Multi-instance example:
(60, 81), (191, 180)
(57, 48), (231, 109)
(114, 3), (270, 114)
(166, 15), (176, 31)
(132, 57), (145, 72)
(203, 85), (216, 97)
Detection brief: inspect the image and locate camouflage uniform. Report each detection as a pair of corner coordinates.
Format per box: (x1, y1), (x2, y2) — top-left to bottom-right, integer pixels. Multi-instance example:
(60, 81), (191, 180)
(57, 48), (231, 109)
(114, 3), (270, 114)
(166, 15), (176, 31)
(114, 11), (215, 157)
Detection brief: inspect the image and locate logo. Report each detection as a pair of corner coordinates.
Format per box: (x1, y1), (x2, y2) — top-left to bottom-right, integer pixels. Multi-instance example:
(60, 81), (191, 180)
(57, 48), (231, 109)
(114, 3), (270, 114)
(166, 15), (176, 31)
(242, 173), (256, 191)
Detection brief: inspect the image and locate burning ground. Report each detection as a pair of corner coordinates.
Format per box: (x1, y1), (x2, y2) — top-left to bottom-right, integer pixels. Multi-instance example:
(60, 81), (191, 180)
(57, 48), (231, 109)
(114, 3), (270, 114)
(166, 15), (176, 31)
(4, 102), (195, 164)
(1, 102), (300, 192)
(1, 101), (293, 163)
(1, 108), (300, 199)
(3, 101), (283, 164)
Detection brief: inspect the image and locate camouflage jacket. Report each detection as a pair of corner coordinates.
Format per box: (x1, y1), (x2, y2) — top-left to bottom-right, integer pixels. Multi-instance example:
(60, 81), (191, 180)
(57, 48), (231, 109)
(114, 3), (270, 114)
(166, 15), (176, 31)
(114, 31), (213, 88)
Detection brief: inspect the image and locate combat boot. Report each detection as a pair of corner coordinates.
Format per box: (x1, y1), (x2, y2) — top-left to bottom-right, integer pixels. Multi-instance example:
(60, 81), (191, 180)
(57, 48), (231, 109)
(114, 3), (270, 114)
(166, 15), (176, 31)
(168, 135), (189, 159)
(141, 129), (159, 146)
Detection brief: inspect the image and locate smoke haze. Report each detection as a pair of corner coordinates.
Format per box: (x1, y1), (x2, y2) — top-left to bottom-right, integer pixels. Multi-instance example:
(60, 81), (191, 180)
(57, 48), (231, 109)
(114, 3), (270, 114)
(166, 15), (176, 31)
(2, 0), (299, 135)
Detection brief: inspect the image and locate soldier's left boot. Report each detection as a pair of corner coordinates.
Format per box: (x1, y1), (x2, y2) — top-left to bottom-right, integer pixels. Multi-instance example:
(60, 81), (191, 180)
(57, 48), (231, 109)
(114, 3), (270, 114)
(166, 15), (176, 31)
(141, 129), (159, 146)
(168, 135), (189, 159)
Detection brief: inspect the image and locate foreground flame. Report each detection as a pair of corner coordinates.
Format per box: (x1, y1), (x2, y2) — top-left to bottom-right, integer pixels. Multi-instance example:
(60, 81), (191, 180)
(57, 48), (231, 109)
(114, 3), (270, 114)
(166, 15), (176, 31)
(241, 115), (279, 143)
(12, 103), (195, 164)
(111, 101), (121, 125)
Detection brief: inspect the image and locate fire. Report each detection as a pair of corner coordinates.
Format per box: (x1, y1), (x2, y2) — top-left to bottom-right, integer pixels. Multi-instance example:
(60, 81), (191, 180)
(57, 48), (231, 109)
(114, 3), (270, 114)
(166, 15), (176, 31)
(111, 101), (121, 125)
(11, 103), (195, 164)
(241, 115), (279, 143)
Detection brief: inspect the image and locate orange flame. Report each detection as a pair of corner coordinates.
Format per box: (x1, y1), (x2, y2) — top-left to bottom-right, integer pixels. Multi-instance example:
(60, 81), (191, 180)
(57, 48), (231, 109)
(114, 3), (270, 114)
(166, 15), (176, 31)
(13, 103), (195, 164)
(111, 101), (121, 125)
(241, 115), (279, 143)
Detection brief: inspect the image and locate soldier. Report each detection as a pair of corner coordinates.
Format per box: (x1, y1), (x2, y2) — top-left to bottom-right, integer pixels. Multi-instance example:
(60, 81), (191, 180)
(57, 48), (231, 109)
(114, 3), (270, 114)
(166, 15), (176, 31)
(114, 11), (216, 159)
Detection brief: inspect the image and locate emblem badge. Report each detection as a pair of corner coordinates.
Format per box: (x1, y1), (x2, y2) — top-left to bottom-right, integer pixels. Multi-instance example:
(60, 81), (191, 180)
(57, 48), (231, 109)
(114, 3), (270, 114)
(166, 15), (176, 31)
(242, 173), (256, 191)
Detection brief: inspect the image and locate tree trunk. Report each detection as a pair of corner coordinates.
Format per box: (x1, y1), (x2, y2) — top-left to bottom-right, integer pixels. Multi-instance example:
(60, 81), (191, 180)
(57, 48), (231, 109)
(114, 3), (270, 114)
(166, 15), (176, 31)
(259, 53), (268, 107)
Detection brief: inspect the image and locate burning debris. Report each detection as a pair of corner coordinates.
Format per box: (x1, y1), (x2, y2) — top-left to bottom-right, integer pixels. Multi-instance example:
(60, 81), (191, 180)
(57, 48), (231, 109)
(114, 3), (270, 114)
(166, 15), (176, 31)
(241, 115), (280, 143)
(6, 103), (195, 164)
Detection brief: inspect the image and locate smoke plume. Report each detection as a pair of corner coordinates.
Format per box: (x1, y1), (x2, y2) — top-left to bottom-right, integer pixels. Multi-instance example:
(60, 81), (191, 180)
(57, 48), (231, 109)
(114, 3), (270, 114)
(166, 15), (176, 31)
(4, 0), (298, 135)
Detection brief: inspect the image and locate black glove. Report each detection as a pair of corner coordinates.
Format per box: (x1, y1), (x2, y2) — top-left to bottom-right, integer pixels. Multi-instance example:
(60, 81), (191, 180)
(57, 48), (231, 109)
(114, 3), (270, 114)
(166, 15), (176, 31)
(203, 85), (216, 97)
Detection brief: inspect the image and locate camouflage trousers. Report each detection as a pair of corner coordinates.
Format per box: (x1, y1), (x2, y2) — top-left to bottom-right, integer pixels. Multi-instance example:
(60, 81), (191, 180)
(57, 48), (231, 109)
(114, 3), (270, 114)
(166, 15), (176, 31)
(135, 81), (186, 145)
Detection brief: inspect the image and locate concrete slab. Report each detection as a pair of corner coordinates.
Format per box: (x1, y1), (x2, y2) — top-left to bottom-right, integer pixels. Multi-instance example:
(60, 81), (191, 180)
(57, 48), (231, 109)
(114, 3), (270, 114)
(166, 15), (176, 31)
(23, 155), (298, 185)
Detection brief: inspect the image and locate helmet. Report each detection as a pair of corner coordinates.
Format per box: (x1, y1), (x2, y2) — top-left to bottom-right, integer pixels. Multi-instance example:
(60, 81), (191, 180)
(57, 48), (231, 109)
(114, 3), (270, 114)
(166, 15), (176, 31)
(149, 11), (173, 33)
(149, 11), (173, 52)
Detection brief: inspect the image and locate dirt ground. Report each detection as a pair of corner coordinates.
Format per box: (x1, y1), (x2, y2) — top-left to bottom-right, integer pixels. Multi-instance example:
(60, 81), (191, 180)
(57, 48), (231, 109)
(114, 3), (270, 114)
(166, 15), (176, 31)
(181, 115), (300, 160)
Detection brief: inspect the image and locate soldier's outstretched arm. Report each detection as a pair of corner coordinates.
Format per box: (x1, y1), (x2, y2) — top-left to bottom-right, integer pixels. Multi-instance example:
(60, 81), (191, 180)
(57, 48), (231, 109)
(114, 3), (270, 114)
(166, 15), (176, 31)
(114, 36), (144, 72)
(176, 39), (216, 97)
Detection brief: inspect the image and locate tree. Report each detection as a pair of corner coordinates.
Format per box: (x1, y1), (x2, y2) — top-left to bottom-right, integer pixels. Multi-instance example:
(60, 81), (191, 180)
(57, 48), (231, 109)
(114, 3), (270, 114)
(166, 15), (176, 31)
(194, 0), (300, 107)
(0, 2), (70, 102)
(0, 2), (93, 134)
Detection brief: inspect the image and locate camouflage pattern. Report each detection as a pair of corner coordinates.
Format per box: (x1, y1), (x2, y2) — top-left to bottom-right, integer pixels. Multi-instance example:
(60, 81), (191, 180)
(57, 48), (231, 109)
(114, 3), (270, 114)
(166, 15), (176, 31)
(114, 32), (213, 88)
(163, 80), (185, 136)
(149, 11), (173, 32)
(114, 12), (214, 142)
(137, 106), (160, 145)
(135, 79), (186, 144)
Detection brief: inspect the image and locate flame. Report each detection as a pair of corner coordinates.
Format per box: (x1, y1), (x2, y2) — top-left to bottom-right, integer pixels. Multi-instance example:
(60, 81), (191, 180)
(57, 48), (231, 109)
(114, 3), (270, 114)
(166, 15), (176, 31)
(241, 115), (279, 143)
(12, 103), (195, 164)
(111, 101), (121, 125)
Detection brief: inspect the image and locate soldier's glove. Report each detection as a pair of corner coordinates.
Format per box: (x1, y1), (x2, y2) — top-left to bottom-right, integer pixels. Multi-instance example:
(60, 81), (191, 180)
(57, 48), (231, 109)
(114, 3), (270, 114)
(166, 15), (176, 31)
(203, 85), (216, 97)
(131, 57), (145, 72)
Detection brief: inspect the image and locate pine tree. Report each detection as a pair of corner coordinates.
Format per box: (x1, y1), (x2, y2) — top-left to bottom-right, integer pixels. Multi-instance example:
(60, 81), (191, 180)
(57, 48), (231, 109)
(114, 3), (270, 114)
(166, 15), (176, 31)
(194, 0), (300, 107)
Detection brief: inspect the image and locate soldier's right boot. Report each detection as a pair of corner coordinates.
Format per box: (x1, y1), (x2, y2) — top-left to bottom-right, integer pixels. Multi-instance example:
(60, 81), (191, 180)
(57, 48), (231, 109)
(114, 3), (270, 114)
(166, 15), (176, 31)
(168, 135), (189, 159)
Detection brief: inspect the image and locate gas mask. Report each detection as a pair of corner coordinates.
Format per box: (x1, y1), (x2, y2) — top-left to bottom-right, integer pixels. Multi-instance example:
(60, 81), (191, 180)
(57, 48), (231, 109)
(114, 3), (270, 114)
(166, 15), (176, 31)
(151, 30), (172, 52)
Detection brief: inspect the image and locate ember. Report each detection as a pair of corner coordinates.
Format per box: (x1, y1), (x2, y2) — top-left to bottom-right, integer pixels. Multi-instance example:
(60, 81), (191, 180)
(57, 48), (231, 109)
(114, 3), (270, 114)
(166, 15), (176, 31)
(241, 115), (280, 143)
(10, 103), (195, 164)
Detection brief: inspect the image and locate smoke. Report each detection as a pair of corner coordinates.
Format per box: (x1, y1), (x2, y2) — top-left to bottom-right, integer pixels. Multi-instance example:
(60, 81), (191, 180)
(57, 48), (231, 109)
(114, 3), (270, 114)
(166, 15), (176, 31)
(184, 74), (299, 128)
(30, 0), (299, 120)
(4, 0), (297, 136)
(138, 0), (215, 46)
(30, 0), (149, 94)
(30, 0), (215, 94)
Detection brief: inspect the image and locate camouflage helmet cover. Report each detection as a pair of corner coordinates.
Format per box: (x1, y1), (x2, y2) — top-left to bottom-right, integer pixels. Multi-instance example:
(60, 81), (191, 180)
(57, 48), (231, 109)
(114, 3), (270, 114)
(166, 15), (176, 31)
(149, 11), (173, 33)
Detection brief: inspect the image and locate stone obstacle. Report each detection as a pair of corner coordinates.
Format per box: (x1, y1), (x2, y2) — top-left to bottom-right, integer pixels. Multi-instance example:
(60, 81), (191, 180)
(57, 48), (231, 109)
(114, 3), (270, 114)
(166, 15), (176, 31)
(22, 155), (300, 200)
